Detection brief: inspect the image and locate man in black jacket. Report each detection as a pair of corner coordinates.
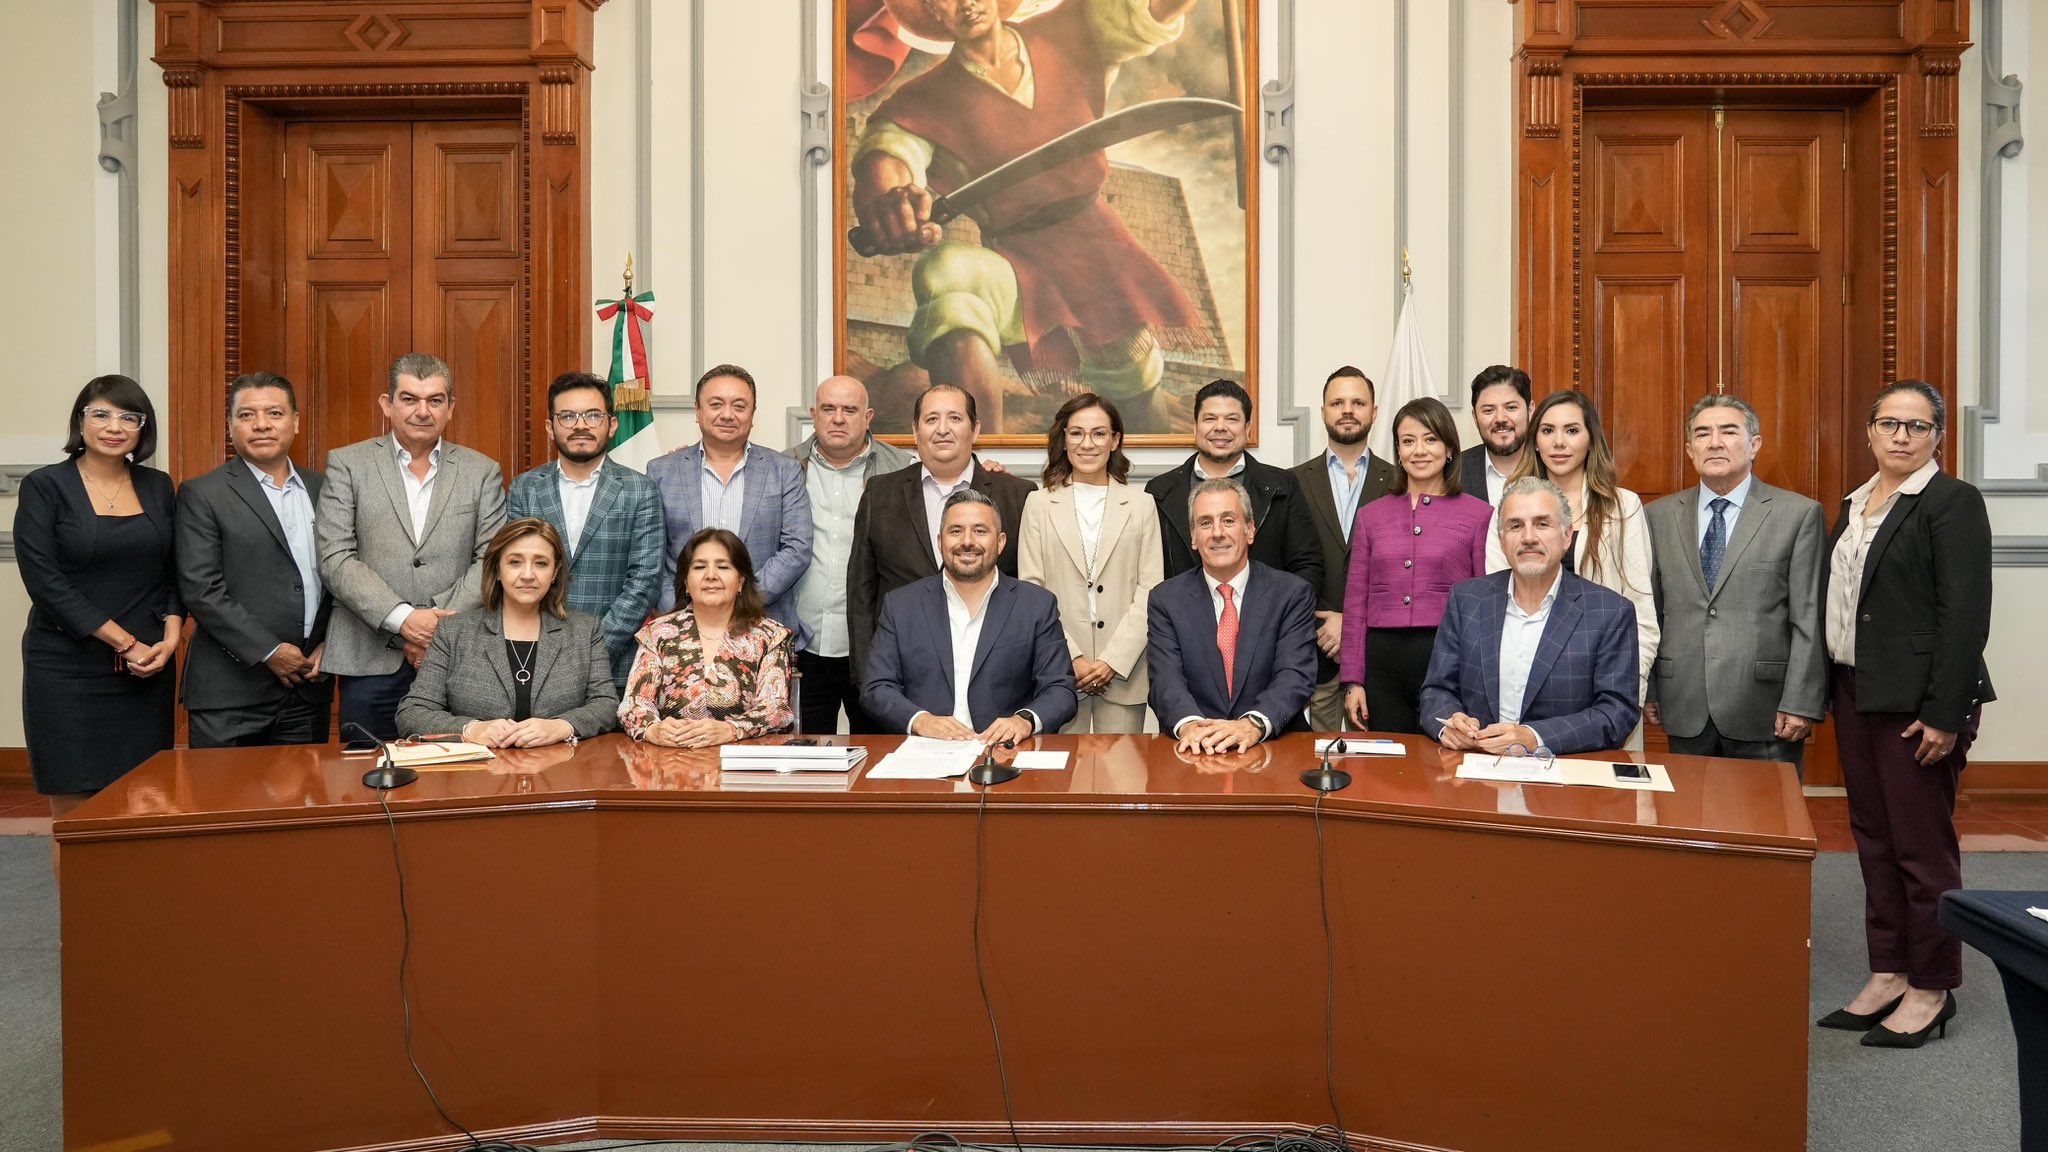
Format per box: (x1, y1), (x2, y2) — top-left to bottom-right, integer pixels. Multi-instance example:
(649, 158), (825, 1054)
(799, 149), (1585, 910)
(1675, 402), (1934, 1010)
(1147, 379), (1323, 595)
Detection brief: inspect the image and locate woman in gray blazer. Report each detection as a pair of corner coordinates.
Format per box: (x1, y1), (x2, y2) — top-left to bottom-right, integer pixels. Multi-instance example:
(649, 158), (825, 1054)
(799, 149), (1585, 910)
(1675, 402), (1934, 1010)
(397, 518), (620, 745)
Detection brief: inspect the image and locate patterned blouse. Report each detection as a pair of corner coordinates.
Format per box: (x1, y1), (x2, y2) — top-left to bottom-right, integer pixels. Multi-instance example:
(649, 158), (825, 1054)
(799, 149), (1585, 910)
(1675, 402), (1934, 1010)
(618, 607), (795, 740)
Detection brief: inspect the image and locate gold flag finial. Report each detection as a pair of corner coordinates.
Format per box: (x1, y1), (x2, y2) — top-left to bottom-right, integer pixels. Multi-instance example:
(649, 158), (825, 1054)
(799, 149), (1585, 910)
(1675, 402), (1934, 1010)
(1401, 247), (1413, 288)
(623, 253), (635, 296)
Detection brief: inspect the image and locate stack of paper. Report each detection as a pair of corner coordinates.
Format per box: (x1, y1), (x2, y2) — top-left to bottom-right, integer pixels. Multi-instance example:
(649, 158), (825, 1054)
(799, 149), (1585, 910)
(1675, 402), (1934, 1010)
(867, 736), (987, 780)
(388, 740), (494, 770)
(719, 738), (869, 772)
(1312, 738), (1406, 757)
(1456, 754), (1675, 793)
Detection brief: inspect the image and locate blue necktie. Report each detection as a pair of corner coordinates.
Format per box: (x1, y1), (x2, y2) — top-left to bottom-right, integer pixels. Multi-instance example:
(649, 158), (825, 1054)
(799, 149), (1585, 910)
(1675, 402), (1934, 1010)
(1701, 497), (1731, 589)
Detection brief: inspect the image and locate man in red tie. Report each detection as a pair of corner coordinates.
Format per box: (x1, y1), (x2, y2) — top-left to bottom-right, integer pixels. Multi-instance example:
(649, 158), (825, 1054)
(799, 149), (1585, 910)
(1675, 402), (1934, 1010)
(1144, 478), (1319, 753)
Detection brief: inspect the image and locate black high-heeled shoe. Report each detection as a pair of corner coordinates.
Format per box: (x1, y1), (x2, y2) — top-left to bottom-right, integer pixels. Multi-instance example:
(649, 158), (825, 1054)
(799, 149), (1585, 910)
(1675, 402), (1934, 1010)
(1816, 993), (1905, 1031)
(1860, 992), (1957, 1049)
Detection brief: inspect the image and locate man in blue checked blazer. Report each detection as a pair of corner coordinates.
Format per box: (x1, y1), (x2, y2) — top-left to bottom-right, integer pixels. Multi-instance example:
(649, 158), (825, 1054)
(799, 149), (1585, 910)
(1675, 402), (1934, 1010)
(1421, 477), (1640, 756)
(645, 364), (813, 626)
(507, 371), (666, 686)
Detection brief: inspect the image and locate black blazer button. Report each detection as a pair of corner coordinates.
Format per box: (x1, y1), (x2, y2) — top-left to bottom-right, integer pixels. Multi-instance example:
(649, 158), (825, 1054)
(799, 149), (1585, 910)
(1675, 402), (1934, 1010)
(1097, 584), (1105, 593)
(1859, 613), (1871, 623)
(1094, 620), (1105, 629)
(414, 559), (425, 568)
(292, 583), (303, 592)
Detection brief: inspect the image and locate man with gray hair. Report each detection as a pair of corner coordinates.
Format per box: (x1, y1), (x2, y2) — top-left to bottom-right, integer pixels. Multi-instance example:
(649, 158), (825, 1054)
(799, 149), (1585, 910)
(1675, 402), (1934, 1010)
(1643, 394), (1826, 767)
(1420, 477), (1640, 755)
(1145, 477), (1317, 753)
(317, 352), (506, 739)
(862, 488), (1077, 741)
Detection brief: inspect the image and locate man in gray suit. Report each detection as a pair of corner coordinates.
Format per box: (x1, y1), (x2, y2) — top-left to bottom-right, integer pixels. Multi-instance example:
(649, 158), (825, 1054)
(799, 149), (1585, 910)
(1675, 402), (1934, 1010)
(508, 370), (665, 686)
(1644, 394), (1826, 767)
(177, 372), (334, 746)
(317, 352), (507, 739)
(646, 363), (812, 624)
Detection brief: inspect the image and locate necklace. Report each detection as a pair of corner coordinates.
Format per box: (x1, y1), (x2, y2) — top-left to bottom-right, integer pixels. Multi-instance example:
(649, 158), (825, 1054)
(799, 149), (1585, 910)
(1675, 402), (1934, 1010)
(80, 469), (129, 511)
(508, 638), (536, 685)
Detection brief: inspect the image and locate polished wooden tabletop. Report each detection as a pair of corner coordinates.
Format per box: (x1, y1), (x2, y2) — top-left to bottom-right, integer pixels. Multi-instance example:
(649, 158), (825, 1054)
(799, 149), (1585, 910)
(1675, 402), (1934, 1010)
(58, 732), (1814, 853)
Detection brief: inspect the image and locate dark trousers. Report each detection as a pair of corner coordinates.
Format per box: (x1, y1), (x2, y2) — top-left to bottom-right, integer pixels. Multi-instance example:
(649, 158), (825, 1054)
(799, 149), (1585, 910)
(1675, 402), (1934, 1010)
(1666, 714), (1807, 773)
(797, 650), (874, 735)
(1363, 626), (1436, 735)
(338, 666), (417, 742)
(189, 692), (332, 748)
(1833, 665), (1975, 990)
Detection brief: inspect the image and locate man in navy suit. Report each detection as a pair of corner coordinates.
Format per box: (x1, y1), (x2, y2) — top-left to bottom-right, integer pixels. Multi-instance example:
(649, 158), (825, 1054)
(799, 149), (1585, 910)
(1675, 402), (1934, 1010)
(1421, 477), (1641, 755)
(1146, 478), (1317, 753)
(862, 489), (1077, 742)
(646, 364), (813, 625)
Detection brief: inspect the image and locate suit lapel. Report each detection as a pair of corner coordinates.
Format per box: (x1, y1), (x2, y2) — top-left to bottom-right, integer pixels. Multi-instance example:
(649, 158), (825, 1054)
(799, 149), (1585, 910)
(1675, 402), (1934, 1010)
(675, 444), (706, 539)
(482, 612), (517, 701)
(906, 471), (940, 575)
(921, 581), (955, 697)
(377, 442), (418, 546)
(577, 465), (621, 557)
(1478, 579), (1508, 722)
(223, 461), (291, 553)
(1158, 464), (1193, 548)
(1226, 567), (1263, 707)
(1520, 580), (1585, 710)
(970, 576), (1020, 679)
(1094, 484), (1134, 571)
(1045, 487), (1087, 574)
(735, 445), (766, 543)
(1708, 488), (1770, 604)
(419, 447), (459, 544)
(530, 614), (566, 699)
(1670, 488), (1710, 600)
(1860, 490), (1920, 601)
(1301, 454), (1344, 547)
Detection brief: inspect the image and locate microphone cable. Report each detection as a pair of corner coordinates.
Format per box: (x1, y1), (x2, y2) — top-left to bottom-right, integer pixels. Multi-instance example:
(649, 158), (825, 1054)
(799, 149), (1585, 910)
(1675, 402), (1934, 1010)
(971, 779), (1027, 1152)
(1311, 789), (1350, 1152)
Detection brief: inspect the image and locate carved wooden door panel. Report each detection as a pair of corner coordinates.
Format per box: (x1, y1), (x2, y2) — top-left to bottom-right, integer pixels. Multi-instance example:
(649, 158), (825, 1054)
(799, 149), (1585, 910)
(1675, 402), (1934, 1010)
(1723, 108), (1845, 512)
(411, 121), (521, 467)
(1584, 108), (1716, 504)
(285, 121), (413, 469)
(283, 119), (522, 470)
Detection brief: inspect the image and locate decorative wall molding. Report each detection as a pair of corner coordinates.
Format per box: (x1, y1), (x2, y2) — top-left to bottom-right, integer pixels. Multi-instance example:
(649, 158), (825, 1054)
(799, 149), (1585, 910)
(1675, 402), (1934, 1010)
(1993, 537), (2048, 566)
(537, 62), (580, 145)
(1262, 0), (1310, 461)
(688, 0), (705, 396)
(163, 67), (206, 148)
(97, 0), (141, 381)
(1964, 0), (2047, 497)
(1920, 53), (1961, 138)
(1523, 55), (1562, 138)
(792, 0), (831, 443)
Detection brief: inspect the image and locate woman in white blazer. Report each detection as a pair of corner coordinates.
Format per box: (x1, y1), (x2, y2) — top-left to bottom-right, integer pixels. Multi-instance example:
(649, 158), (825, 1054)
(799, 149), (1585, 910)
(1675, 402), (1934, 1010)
(1018, 393), (1164, 733)
(1486, 389), (1659, 749)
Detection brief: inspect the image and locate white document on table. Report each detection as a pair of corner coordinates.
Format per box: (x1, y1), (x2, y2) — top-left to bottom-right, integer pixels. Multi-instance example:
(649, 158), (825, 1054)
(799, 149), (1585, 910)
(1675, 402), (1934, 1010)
(867, 736), (984, 780)
(1456, 754), (1675, 793)
(1313, 738), (1406, 757)
(1012, 750), (1069, 770)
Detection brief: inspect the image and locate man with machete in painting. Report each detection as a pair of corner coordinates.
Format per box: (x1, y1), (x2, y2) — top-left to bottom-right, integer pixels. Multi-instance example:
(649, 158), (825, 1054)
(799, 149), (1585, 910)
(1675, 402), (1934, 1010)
(850, 0), (1221, 434)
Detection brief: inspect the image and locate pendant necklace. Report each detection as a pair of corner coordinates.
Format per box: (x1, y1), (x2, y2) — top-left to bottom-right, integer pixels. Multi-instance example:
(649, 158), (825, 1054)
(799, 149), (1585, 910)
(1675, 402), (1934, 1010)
(509, 639), (535, 685)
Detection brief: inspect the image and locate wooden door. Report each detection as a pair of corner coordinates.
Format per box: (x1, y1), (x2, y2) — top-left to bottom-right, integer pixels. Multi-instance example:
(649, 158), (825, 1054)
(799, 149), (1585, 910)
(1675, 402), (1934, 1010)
(283, 119), (522, 470)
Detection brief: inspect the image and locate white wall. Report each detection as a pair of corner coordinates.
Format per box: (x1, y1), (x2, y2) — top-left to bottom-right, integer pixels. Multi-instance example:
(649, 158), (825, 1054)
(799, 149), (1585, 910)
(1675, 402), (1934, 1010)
(0, 0), (2038, 760)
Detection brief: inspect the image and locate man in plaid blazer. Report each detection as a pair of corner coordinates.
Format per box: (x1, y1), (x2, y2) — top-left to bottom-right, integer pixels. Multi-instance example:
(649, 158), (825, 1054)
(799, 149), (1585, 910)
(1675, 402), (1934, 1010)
(1421, 477), (1641, 755)
(508, 371), (666, 686)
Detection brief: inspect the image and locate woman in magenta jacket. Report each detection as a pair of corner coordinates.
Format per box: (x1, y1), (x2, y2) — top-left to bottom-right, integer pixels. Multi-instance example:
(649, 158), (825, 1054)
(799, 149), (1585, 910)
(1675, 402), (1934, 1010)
(1339, 398), (1493, 734)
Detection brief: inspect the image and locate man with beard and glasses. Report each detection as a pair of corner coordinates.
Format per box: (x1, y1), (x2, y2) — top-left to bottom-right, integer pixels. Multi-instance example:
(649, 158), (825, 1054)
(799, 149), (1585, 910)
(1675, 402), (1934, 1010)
(508, 371), (665, 687)
(861, 488), (1076, 742)
(1421, 478), (1640, 756)
(1457, 364), (1532, 506)
(1147, 378), (1322, 590)
(1290, 366), (1399, 730)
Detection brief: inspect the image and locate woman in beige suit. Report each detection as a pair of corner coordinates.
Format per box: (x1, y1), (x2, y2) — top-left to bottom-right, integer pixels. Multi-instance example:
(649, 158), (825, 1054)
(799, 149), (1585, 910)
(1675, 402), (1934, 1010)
(1018, 393), (1163, 733)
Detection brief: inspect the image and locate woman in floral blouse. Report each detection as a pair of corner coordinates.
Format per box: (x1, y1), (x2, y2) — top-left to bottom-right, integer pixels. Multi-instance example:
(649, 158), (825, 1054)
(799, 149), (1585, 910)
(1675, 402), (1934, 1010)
(620, 527), (794, 746)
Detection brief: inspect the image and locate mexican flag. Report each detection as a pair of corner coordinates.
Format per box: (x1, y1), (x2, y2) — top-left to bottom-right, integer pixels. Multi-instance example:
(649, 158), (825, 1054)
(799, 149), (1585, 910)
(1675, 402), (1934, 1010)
(596, 289), (659, 471)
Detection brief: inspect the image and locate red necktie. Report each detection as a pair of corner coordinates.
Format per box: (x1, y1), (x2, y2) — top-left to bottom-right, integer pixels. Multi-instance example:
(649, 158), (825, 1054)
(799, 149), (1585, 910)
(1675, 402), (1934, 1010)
(1218, 584), (1239, 697)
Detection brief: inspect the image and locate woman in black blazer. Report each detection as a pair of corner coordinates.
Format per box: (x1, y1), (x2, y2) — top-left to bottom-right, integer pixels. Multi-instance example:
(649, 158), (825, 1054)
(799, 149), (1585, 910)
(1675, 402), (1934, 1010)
(1815, 380), (1994, 1049)
(14, 376), (184, 818)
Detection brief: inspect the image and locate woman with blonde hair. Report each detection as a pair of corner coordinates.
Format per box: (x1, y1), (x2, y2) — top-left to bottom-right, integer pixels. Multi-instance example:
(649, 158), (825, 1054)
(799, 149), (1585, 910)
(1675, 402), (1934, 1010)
(1486, 389), (1659, 747)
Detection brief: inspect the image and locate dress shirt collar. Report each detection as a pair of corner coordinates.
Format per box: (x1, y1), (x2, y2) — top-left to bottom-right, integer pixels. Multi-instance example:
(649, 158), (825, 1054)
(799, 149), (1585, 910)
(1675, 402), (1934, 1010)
(1202, 561), (1251, 604)
(392, 434), (443, 468)
(701, 444), (748, 476)
(920, 461), (976, 491)
(244, 458), (304, 492)
(1194, 453), (1248, 480)
(1847, 457), (1940, 509)
(559, 457), (604, 488)
(942, 572), (996, 621)
(1698, 471), (1754, 511)
(1506, 568), (1564, 621)
(810, 437), (873, 473)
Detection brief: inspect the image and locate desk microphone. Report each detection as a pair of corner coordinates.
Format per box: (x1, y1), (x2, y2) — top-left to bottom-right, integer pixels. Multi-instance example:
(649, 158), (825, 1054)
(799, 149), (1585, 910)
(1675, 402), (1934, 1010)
(967, 741), (1021, 787)
(1300, 737), (1353, 793)
(345, 721), (418, 791)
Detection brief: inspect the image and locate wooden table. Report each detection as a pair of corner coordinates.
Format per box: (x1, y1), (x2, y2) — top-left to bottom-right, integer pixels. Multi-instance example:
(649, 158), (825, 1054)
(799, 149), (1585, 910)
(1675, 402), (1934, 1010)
(57, 733), (1813, 1152)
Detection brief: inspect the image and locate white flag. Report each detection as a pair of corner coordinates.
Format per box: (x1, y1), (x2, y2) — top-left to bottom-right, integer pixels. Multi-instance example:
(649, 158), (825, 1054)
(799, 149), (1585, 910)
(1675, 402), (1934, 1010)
(1372, 280), (1435, 461)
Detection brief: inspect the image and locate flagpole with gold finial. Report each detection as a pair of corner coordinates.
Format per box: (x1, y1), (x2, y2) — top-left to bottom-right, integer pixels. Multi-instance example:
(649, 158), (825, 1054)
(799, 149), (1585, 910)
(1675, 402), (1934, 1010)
(597, 253), (658, 467)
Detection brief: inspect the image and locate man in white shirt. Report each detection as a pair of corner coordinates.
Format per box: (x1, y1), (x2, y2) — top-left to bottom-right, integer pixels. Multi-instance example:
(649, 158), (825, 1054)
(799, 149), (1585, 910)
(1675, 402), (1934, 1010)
(1421, 478), (1640, 756)
(1455, 365), (1532, 506)
(507, 371), (666, 686)
(318, 353), (506, 739)
(861, 489), (1077, 740)
(785, 375), (916, 733)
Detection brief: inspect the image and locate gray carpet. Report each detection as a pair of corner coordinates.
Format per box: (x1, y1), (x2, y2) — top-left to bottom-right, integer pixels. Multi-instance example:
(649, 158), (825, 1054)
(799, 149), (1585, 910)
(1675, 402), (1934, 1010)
(0, 837), (2038, 1152)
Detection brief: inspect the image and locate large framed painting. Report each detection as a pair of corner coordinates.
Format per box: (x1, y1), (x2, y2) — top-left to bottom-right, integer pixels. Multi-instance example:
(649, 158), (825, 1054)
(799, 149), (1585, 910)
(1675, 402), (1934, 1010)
(835, 0), (1259, 445)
